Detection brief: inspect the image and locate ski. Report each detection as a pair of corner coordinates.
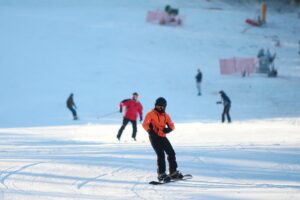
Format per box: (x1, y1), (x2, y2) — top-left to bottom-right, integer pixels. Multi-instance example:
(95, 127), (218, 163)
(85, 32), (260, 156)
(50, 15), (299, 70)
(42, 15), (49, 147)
(149, 174), (192, 185)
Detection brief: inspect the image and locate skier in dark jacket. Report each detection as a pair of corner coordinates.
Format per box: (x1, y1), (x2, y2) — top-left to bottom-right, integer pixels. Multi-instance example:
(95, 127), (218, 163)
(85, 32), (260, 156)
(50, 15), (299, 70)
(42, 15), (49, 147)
(142, 97), (183, 182)
(195, 69), (203, 96)
(217, 90), (231, 123)
(117, 92), (143, 141)
(66, 93), (78, 120)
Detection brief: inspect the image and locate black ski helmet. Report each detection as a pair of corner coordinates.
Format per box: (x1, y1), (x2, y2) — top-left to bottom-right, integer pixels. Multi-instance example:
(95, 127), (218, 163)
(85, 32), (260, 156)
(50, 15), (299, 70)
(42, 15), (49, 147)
(155, 97), (167, 107)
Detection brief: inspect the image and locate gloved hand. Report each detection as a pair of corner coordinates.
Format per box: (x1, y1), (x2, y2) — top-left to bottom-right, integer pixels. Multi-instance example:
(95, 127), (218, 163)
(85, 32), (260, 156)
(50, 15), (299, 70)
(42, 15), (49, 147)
(140, 116), (143, 122)
(119, 108), (122, 113)
(163, 127), (172, 134)
(216, 101), (221, 104)
(148, 124), (158, 138)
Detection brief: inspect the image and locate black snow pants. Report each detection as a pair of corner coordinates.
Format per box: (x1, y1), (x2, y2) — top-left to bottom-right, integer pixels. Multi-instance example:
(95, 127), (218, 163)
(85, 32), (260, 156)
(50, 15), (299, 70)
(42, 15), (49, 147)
(149, 133), (178, 175)
(117, 117), (137, 139)
(67, 106), (77, 119)
(222, 105), (231, 123)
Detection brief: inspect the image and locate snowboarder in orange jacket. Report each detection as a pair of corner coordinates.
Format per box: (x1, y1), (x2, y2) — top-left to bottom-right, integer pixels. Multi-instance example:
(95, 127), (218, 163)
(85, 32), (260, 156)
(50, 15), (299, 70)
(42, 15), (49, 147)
(143, 97), (183, 182)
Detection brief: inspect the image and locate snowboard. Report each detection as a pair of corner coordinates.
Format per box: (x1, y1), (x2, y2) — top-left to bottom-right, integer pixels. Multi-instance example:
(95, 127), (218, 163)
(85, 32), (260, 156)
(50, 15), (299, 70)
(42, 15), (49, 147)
(149, 174), (192, 185)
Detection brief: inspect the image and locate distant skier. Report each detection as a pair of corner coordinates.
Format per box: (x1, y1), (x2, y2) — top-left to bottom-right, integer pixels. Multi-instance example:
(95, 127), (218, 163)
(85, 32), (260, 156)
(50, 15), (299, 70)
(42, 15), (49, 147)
(195, 69), (203, 96)
(66, 93), (78, 120)
(117, 92), (143, 141)
(142, 97), (183, 182)
(160, 5), (181, 25)
(216, 90), (231, 123)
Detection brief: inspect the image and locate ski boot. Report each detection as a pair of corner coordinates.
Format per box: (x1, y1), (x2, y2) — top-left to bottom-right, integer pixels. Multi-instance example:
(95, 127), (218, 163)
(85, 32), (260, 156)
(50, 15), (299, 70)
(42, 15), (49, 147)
(169, 170), (184, 180)
(157, 173), (171, 183)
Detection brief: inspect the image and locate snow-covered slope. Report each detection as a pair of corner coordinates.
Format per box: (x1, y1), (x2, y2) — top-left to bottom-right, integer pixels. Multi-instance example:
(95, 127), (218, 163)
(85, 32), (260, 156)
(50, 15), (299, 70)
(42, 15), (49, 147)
(0, 0), (300, 199)
(0, 0), (299, 127)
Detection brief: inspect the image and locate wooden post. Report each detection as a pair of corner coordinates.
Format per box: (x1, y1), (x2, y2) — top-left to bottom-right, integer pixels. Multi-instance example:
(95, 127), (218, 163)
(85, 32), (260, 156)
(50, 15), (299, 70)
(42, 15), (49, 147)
(261, 1), (267, 23)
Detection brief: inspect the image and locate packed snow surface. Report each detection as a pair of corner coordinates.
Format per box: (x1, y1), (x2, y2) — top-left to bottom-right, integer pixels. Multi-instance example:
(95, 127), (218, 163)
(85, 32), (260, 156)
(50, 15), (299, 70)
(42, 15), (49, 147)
(0, 0), (300, 199)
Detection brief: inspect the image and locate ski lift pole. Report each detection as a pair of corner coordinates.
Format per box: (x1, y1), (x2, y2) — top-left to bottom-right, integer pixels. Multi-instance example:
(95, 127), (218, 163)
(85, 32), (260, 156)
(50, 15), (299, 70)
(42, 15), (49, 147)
(97, 110), (119, 119)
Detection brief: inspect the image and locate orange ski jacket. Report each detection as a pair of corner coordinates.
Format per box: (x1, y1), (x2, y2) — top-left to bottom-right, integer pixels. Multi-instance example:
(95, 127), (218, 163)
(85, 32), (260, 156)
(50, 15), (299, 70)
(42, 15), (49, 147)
(142, 109), (175, 137)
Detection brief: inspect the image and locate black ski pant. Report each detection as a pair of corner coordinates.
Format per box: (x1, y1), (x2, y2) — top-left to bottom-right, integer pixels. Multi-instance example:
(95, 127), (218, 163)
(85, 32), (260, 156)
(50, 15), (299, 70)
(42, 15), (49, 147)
(67, 106), (77, 119)
(149, 133), (177, 175)
(117, 118), (137, 139)
(222, 105), (231, 123)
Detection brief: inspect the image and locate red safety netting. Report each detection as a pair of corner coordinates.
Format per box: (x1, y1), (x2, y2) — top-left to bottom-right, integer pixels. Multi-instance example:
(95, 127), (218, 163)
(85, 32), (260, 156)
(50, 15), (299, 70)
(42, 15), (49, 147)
(219, 57), (257, 75)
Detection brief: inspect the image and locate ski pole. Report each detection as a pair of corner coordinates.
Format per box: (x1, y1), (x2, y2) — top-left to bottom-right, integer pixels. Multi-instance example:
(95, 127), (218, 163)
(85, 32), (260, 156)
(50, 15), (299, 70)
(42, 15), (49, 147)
(97, 110), (119, 119)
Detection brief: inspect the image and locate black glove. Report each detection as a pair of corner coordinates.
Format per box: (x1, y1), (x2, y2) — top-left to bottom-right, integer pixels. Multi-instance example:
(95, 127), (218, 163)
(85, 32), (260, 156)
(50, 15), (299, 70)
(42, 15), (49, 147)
(163, 127), (172, 134)
(148, 129), (158, 138)
(119, 108), (122, 113)
(148, 124), (158, 138)
(140, 116), (143, 122)
(216, 101), (221, 104)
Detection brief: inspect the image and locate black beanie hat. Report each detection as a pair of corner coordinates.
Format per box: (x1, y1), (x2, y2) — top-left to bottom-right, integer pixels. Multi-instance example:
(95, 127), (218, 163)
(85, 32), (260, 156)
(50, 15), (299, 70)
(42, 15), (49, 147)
(155, 97), (167, 107)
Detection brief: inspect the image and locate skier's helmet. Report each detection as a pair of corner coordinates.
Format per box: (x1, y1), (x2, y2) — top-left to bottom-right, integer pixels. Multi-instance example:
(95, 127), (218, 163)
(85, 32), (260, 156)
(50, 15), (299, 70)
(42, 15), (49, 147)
(155, 97), (167, 107)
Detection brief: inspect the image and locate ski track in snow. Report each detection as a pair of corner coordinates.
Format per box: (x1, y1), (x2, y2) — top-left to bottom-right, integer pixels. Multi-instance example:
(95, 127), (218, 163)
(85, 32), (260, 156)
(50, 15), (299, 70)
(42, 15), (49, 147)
(75, 166), (126, 189)
(0, 134), (300, 199)
(0, 162), (43, 189)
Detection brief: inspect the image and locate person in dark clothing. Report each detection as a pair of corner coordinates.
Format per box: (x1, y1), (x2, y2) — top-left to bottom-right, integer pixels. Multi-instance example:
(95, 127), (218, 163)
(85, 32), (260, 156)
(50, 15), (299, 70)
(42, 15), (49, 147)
(117, 92), (143, 141)
(142, 97), (183, 182)
(216, 90), (231, 123)
(195, 69), (203, 96)
(165, 5), (179, 16)
(66, 93), (78, 120)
